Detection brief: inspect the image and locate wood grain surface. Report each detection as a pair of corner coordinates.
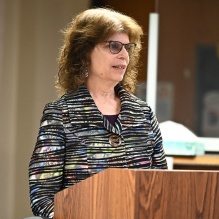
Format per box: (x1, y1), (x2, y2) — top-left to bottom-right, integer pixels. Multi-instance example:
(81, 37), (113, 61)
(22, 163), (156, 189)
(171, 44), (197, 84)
(54, 168), (219, 219)
(135, 170), (219, 219)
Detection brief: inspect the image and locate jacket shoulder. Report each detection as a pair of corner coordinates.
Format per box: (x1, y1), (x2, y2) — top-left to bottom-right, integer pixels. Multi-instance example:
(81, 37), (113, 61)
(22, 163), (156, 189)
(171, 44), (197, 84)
(45, 91), (76, 108)
(130, 94), (151, 110)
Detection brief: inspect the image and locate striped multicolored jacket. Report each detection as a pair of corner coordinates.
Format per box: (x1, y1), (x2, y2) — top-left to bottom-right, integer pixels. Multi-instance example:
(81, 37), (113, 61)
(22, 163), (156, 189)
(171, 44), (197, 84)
(29, 83), (167, 218)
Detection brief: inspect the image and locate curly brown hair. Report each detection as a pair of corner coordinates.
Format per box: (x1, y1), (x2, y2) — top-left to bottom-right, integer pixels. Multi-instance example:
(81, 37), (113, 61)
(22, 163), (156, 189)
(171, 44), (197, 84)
(56, 7), (143, 96)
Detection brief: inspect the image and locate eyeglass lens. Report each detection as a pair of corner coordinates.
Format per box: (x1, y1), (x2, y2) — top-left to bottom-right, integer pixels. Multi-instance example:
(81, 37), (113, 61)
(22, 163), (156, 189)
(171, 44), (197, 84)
(108, 41), (136, 54)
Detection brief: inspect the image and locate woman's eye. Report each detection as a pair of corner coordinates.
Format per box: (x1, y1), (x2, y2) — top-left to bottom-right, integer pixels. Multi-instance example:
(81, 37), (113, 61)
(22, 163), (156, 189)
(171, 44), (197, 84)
(111, 43), (120, 50)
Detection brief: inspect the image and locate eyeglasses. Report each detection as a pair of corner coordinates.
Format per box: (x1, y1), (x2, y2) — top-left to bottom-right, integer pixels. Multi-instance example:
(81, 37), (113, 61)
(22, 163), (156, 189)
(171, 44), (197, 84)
(104, 41), (136, 55)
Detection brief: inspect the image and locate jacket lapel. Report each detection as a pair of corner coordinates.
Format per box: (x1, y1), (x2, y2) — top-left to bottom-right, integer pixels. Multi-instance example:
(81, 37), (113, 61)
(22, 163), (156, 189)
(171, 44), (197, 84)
(64, 84), (147, 134)
(64, 84), (103, 126)
(115, 84), (148, 130)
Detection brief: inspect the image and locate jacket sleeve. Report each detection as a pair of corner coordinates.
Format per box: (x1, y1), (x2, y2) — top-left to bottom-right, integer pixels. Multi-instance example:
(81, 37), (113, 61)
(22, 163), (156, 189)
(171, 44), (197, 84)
(149, 108), (168, 169)
(29, 101), (65, 218)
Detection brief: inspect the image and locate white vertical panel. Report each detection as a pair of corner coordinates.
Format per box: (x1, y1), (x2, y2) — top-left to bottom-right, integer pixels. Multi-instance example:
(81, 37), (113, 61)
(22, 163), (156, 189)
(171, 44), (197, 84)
(146, 13), (159, 113)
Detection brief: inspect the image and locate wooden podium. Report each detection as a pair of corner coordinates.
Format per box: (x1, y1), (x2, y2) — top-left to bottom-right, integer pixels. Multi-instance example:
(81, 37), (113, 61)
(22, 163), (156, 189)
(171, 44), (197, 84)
(54, 168), (219, 219)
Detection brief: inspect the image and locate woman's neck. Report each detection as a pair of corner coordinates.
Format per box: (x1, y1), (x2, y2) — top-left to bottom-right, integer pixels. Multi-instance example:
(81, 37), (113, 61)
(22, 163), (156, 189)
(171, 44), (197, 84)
(86, 79), (117, 100)
(85, 81), (120, 115)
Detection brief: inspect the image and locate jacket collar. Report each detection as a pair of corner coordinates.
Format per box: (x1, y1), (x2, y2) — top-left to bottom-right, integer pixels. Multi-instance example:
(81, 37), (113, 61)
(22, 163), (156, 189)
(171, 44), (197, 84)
(64, 83), (146, 134)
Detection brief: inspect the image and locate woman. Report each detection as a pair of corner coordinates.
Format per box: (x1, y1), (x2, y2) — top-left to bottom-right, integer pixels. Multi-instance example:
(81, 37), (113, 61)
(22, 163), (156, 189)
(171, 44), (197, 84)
(29, 7), (167, 218)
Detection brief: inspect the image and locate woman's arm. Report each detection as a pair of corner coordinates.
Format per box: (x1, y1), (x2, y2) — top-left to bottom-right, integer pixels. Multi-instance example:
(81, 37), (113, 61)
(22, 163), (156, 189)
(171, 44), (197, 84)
(150, 109), (168, 169)
(29, 101), (65, 218)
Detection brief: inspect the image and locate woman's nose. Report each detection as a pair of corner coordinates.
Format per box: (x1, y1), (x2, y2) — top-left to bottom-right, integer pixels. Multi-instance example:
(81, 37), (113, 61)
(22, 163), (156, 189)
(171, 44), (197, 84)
(118, 46), (129, 58)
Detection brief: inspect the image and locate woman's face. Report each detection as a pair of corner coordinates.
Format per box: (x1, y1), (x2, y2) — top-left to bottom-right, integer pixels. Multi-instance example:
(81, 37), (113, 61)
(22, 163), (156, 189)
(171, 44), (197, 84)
(88, 32), (130, 85)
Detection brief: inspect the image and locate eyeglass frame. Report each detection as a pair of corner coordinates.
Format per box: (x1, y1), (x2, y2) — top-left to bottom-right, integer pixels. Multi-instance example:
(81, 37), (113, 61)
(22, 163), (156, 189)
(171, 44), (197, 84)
(103, 40), (136, 54)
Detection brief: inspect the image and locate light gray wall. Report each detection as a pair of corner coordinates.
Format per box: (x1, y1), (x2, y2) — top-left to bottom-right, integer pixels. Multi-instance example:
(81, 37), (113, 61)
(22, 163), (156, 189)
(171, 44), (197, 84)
(0, 1), (90, 218)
